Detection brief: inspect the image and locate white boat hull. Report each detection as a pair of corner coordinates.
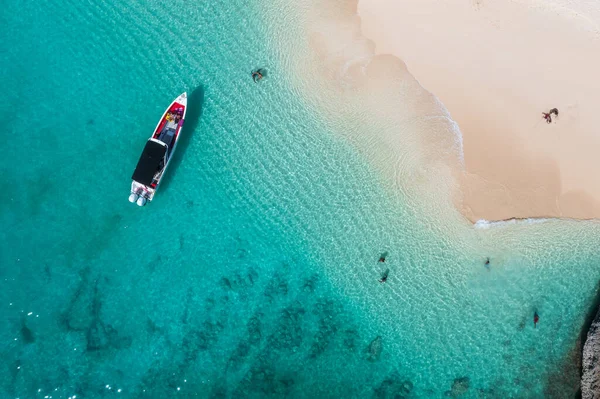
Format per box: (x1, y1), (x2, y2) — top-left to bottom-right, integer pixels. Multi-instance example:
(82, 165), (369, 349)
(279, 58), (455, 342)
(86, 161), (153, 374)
(130, 92), (188, 206)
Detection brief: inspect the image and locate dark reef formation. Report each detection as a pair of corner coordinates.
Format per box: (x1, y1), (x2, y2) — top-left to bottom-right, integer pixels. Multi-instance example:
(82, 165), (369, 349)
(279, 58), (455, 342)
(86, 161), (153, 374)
(366, 336), (383, 362)
(445, 376), (470, 397)
(373, 371), (413, 399)
(582, 305), (600, 399)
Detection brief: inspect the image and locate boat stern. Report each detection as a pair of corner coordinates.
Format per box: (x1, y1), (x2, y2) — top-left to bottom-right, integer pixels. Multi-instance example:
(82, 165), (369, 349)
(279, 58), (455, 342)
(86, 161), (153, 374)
(129, 181), (155, 206)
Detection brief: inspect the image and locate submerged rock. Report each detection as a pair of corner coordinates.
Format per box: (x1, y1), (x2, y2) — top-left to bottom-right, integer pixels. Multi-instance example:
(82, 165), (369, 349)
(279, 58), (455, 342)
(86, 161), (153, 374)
(582, 306), (600, 399)
(20, 318), (35, 344)
(373, 371), (413, 399)
(234, 360), (295, 397)
(367, 336), (383, 362)
(303, 274), (318, 293)
(344, 329), (359, 352)
(445, 376), (470, 397)
(269, 305), (305, 351)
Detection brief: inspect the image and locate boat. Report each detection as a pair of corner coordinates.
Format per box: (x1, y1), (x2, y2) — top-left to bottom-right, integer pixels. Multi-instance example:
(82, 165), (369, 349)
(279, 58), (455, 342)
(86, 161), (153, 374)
(129, 92), (187, 206)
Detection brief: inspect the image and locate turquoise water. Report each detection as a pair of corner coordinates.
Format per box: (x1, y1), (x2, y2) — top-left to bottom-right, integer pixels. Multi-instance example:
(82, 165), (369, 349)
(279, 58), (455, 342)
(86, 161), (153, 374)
(2, 0), (600, 398)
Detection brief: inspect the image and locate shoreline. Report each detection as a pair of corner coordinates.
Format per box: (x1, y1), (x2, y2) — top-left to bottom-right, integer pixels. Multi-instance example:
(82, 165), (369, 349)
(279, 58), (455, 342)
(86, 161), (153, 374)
(579, 285), (600, 398)
(357, 0), (600, 222)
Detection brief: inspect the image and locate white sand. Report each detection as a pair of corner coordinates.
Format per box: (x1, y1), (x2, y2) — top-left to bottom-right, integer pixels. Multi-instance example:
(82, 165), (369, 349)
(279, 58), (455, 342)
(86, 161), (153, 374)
(358, 0), (600, 221)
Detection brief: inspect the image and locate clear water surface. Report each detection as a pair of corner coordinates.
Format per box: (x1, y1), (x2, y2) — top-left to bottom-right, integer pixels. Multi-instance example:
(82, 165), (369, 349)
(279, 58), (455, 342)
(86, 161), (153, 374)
(1, 0), (600, 398)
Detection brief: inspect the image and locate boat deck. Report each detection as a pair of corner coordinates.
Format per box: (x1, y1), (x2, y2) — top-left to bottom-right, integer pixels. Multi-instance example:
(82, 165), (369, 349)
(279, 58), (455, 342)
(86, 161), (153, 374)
(152, 102), (185, 158)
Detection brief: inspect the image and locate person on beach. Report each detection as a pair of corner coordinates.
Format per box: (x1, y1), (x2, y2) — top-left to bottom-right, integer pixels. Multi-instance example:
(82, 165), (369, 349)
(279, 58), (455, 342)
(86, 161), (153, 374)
(542, 112), (552, 123)
(534, 311), (539, 328)
(542, 108), (559, 124)
(252, 69), (264, 83)
(379, 269), (389, 283)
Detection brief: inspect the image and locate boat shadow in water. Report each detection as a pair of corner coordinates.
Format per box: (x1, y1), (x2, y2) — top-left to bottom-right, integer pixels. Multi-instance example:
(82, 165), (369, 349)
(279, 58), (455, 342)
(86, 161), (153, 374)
(160, 84), (205, 192)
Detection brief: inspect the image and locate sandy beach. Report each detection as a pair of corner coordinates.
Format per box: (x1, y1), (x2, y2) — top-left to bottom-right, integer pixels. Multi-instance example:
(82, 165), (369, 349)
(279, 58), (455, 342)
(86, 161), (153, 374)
(357, 0), (600, 221)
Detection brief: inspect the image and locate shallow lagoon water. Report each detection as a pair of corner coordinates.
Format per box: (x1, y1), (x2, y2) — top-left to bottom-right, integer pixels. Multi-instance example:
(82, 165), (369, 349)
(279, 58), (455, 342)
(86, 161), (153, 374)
(2, 0), (600, 398)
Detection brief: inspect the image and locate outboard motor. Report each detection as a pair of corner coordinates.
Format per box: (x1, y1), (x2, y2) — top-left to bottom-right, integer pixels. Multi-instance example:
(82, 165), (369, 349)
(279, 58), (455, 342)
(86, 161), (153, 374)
(136, 196), (147, 207)
(129, 193), (139, 203)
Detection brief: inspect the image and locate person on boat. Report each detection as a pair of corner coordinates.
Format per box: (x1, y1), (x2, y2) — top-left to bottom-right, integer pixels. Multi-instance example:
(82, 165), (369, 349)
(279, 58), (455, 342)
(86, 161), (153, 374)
(252, 69), (264, 82)
(534, 311), (539, 328)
